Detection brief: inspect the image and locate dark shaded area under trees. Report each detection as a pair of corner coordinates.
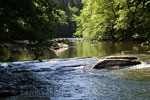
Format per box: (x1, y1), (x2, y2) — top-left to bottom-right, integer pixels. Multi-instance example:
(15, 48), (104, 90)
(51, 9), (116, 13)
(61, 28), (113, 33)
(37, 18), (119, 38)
(0, 0), (58, 43)
(0, 0), (83, 43)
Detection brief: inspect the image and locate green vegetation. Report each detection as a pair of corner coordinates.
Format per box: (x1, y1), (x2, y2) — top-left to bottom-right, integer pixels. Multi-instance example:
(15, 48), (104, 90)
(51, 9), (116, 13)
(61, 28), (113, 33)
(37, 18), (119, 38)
(54, 0), (82, 37)
(0, 0), (70, 61)
(1, 0), (150, 61)
(54, 39), (69, 44)
(0, 0), (67, 44)
(1, 0), (150, 44)
(0, 0), (82, 43)
(74, 0), (150, 42)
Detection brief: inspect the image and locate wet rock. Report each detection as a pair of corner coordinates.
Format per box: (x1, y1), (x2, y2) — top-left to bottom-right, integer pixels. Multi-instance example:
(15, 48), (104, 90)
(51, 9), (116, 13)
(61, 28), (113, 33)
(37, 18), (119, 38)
(39, 59), (43, 62)
(93, 56), (141, 69)
(7, 65), (13, 68)
(141, 42), (150, 46)
(0, 64), (5, 67)
(51, 43), (69, 50)
(104, 56), (137, 60)
(50, 43), (69, 56)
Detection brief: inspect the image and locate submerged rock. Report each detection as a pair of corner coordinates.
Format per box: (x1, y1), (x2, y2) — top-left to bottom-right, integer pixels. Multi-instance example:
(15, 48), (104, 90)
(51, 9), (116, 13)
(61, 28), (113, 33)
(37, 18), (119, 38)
(0, 65), (3, 69)
(93, 56), (141, 69)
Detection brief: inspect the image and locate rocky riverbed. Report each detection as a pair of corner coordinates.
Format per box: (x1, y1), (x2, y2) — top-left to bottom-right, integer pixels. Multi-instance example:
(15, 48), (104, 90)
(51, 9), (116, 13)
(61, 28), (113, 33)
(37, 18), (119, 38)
(0, 57), (150, 100)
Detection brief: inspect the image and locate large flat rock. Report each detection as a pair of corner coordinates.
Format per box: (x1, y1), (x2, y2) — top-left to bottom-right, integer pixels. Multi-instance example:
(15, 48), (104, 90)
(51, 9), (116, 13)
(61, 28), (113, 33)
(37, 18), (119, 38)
(93, 56), (141, 69)
(104, 56), (137, 60)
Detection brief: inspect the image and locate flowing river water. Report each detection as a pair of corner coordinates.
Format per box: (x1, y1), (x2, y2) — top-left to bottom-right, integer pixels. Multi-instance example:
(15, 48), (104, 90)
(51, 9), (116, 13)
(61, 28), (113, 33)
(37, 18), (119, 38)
(0, 39), (150, 100)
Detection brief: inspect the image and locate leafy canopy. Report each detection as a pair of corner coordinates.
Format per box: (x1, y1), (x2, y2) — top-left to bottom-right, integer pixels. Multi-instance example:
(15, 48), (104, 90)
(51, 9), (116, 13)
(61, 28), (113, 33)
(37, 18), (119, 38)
(74, 0), (150, 41)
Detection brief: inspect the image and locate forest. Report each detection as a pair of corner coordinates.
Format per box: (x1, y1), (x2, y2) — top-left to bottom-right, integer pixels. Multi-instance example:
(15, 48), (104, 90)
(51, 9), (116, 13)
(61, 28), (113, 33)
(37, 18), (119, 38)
(1, 0), (150, 44)
(0, 0), (82, 45)
(55, 0), (82, 37)
(74, 0), (150, 42)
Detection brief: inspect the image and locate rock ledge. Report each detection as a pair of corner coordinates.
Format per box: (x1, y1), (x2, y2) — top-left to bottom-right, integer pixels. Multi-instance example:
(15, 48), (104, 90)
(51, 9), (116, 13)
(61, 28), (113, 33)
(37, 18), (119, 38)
(93, 56), (141, 69)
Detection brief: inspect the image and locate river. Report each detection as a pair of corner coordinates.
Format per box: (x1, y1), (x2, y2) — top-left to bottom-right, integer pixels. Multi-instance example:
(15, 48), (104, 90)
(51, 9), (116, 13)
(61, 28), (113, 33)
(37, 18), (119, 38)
(0, 39), (150, 100)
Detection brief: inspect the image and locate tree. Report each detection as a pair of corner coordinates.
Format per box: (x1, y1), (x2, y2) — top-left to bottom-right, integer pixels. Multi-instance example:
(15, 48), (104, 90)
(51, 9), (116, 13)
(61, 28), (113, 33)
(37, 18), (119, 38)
(74, 0), (150, 42)
(0, 0), (67, 43)
(54, 0), (82, 37)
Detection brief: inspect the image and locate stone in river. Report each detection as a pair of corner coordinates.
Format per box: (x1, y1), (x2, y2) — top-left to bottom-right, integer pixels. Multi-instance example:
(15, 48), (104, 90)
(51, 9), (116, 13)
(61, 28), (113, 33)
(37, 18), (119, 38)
(104, 56), (137, 60)
(93, 56), (141, 69)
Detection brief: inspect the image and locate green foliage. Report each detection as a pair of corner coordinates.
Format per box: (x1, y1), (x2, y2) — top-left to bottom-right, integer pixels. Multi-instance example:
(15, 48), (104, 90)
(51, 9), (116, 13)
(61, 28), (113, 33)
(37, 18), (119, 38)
(74, 0), (150, 42)
(54, 0), (82, 37)
(0, 0), (67, 43)
(55, 10), (68, 25)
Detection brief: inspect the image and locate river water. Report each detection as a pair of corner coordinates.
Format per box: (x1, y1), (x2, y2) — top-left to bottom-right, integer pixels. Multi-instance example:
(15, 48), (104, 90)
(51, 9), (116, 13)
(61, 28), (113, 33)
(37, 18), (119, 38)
(0, 40), (150, 100)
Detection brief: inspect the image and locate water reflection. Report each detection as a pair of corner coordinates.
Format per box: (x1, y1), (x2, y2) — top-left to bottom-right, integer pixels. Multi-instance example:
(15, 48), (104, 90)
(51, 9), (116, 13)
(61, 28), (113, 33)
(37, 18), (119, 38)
(1, 41), (150, 62)
(123, 68), (150, 81)
(50, 48), (68, 57)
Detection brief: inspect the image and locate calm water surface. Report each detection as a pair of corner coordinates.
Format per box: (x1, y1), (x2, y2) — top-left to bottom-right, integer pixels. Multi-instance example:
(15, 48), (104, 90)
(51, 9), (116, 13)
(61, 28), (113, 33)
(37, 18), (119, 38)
(0, 40), (150, 100)
(1, 41), (150, 62)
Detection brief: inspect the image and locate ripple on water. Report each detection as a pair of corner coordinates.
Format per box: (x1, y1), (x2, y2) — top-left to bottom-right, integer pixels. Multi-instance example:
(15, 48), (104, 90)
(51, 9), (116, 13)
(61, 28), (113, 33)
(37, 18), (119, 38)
(0, 57), (150, 100)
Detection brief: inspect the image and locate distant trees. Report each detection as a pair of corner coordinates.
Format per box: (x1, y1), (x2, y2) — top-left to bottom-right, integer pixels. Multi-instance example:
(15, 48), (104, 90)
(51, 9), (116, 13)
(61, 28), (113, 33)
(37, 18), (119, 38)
(54, 0), (82, 37)
(74, 0), (150, 42)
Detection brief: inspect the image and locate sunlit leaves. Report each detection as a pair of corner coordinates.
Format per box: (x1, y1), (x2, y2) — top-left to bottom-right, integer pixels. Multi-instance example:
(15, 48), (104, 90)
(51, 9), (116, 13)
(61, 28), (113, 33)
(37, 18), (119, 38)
(74, 0), (150, 41)
(54, 9), (68, 25)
